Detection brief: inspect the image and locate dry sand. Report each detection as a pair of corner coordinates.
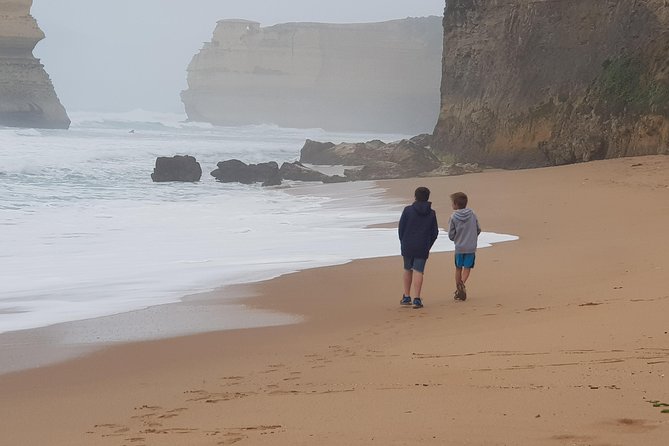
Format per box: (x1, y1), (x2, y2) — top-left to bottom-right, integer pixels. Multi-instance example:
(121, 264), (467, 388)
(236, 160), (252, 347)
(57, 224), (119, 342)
(1, 155), (668, 445)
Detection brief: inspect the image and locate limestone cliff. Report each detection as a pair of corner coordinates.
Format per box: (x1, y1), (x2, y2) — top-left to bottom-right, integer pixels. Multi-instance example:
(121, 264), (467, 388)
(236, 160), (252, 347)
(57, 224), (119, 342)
(0, 0), (69, 129)
(182, 17), (443, 133)
(433, 0), (669, 168)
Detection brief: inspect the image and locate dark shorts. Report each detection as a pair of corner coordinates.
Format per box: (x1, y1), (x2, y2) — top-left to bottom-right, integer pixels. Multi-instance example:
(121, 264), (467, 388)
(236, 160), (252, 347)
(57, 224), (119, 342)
(455, 253), (476, 269)
(403, 256), (427, 273)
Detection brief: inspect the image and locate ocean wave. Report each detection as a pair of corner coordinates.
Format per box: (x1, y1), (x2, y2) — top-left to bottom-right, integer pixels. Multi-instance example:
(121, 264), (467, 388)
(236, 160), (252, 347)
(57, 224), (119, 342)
(69, 109), (212, 130)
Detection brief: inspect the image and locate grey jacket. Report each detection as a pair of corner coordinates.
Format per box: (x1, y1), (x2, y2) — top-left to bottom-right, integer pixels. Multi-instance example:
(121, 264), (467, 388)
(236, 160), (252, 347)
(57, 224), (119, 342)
(448, 208), (481, 254)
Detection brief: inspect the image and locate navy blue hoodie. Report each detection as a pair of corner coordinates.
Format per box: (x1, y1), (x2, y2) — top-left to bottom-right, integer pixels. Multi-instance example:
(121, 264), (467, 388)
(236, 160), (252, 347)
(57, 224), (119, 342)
(398, 201), (439, 259)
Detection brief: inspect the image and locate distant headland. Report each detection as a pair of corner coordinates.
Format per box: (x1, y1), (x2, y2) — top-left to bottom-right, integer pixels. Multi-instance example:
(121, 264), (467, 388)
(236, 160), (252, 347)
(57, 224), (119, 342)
(181, 17), (443, 134)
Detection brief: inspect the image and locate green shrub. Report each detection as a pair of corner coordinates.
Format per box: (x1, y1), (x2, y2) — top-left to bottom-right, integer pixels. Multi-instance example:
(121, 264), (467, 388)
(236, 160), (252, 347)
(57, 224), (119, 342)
(598, 56), (669, 115)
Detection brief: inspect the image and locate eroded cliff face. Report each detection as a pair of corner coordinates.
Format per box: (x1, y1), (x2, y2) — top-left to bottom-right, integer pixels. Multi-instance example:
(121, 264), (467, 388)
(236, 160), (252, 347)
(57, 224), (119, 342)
(433, 0), (669, 168)
(182, 17), (443, 133)
(0, 0), (69, 129)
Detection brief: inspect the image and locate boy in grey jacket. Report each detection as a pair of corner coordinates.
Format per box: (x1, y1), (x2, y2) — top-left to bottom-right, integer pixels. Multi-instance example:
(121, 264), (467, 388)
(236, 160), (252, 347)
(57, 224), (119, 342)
(448, 192), (481, 301)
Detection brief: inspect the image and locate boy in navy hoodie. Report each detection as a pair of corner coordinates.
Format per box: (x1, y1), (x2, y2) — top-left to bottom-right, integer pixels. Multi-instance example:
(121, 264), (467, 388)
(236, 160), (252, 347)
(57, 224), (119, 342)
(398, 187), (439, 309)
(448, 192), (481, 301)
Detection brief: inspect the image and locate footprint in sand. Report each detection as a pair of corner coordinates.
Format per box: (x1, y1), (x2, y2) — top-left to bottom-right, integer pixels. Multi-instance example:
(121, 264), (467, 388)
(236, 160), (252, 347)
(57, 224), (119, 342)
(551, 433), (594, 442)
(158, 408), (188, 419)
(185, 389), (250, 403)
(612, 418), (658, 433)
(93, 423), (131, 437)
(217, 433), (247, 445)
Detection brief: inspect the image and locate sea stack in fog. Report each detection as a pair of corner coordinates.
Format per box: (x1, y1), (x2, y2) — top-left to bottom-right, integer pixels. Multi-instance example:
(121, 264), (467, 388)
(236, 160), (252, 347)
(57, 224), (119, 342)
(181, 17), (443, 133)
(0, 0), (70, 129)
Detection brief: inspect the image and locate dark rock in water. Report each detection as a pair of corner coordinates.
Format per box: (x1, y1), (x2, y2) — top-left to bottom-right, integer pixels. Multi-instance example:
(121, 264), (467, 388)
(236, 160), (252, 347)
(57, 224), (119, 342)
(301, 137), (441, 180)
(211, 159), (279, 184)
(279, 161), (330, 182)
(211, 158), (351, 185)
(262, 172), (283, 187)
(151, 155), (202, 182)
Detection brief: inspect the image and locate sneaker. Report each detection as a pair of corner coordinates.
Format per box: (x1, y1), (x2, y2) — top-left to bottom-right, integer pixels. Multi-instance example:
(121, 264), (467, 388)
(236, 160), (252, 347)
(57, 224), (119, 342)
(453, 289), (462, 300)
(457, 282), (467, 301)
(400, 295), (412, 306)
(412, 297), (423, 309)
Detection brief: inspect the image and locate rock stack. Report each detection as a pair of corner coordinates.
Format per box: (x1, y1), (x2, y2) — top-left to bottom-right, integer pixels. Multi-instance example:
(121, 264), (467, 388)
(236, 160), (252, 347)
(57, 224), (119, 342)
(181, 17), (443, 134)
(0, 0), (70, 129)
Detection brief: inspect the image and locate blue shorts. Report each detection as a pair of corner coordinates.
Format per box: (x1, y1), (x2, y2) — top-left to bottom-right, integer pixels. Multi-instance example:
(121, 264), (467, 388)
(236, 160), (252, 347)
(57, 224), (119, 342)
(455, 253), (476, 269)
(403, 256), (427, 273)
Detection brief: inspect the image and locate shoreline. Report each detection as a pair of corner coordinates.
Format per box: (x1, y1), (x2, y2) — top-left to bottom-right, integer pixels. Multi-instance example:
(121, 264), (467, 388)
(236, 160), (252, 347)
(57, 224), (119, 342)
(0, 179), (516, 376)
(2, 155), (668, 445)
(0, 180), (399, 374)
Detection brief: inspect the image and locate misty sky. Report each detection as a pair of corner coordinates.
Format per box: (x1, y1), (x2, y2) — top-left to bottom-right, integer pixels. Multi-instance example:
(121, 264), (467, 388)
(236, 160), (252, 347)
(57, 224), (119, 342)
(31, 0), (445, 114)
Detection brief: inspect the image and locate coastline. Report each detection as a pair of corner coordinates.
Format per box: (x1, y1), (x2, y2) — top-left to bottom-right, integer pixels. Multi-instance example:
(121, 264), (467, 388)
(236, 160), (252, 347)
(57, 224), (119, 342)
(1, 156), (668, 445)
(0, 180), (404, 375)
(0, 179), (513, 376)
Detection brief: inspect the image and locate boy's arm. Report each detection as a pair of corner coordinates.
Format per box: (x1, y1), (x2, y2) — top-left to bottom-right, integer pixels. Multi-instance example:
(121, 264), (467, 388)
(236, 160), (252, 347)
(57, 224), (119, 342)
(476, 216), (481, 235)
(448, 217), (456, 241)
(430, 213), (439, 246)
(398, 209), (407, 240)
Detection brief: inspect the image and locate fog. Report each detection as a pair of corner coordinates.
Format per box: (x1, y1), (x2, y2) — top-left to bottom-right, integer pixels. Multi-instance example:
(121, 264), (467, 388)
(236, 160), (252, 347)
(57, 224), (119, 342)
(31, 0), (444, 114)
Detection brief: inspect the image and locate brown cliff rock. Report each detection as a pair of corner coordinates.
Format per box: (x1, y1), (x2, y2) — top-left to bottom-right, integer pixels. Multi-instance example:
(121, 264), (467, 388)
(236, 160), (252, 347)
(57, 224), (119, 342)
(300, 137), (442, 180)
(433, 0), (669, 168)
(182, 17), (443, 133)
(0, 0), (70, 129)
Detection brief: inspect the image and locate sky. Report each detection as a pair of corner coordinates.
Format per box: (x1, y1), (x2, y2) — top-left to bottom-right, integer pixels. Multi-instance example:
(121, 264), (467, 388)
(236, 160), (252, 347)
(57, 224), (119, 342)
(31, 0), (445, 114)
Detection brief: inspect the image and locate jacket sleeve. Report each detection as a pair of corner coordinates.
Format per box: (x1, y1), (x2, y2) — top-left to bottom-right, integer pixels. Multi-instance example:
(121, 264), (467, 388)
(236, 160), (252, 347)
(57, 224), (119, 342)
(448, 216), (456, 241)
(476, 217), (481, 235)
(398, 208), (407, 241)
(430, 212), (439, 246)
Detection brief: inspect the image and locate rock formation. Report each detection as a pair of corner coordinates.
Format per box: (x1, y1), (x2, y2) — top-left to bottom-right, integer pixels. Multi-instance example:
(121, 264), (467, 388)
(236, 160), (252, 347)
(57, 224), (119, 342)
(209, 133), (479, 185)
(300, 135), (442, 180)
(151, 155), (202, 182)
(0, 0), (69, 129)
(433, 0), (669, 168)
(182, 17), (443, 134)
(211, 160), (280, 184)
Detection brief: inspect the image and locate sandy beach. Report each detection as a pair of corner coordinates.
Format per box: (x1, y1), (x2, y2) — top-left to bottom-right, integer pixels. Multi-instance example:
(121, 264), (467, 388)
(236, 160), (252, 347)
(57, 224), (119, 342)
(1, 155), (668, 445)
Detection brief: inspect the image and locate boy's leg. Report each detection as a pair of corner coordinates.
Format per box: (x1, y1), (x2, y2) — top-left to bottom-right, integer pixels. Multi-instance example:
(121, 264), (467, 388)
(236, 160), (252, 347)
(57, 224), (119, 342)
(461, 267), (471, 284)
(403, 269), (413, 297)
(412, 271), (424, 298)
(454, 266), (465, 300)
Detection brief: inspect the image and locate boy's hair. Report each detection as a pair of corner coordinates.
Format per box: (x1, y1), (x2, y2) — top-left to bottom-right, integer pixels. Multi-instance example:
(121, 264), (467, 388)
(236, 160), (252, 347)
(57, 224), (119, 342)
(414, 186), (430, 202)
(450, 192), (468, 209)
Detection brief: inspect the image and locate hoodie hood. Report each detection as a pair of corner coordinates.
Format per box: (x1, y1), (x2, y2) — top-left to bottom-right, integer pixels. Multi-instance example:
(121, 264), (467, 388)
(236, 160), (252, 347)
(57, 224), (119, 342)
(412, 200), (433, 216)
(452, 208), (473, 222)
